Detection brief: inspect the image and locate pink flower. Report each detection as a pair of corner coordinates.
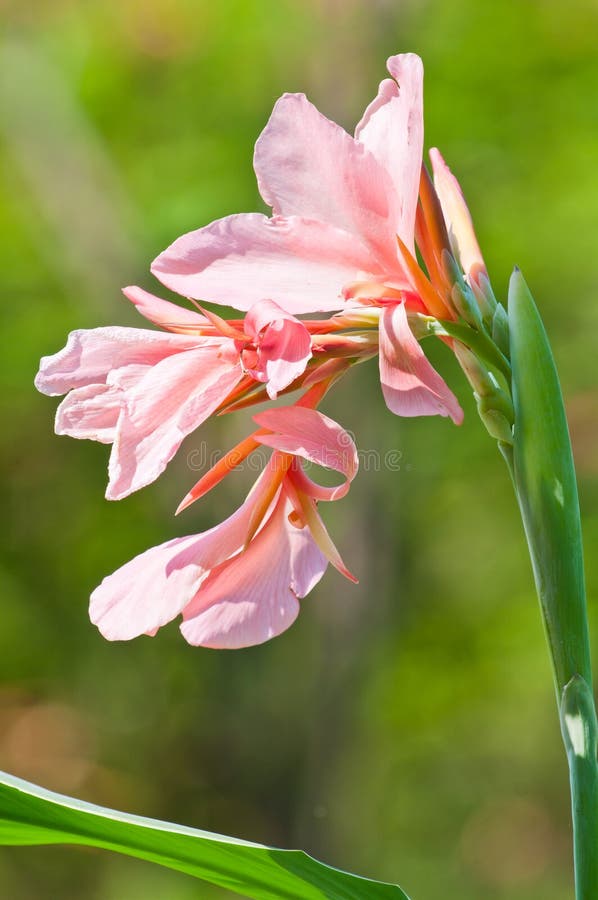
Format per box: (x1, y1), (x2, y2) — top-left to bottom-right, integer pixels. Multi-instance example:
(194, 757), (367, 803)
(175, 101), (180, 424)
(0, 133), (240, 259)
(149, 53), (462, 424)
(35, 288), (314, 497)
(239, 299), (312, 398)
(90, 407), (358, 648)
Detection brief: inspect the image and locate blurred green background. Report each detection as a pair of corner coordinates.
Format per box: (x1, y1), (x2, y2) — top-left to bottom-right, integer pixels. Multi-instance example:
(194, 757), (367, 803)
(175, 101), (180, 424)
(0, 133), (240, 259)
(1, 1), (598, 898)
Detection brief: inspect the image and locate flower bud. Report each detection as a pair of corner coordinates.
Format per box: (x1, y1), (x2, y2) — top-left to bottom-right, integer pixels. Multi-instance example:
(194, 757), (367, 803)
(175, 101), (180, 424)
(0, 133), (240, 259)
(453, 342), (514, 444)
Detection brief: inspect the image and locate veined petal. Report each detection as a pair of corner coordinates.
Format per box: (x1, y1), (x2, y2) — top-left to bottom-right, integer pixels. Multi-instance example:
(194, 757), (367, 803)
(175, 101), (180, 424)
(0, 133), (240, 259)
(355, 53), (424, 253)
(151, 213), (382, 314)
(35, 327), (201, 396)
(90, 493), (259, 641)
(253, 406), (358, 488)
(379, 302), (463, 424)
(123, 285), (208, 332)
(107, 344), (242, 499)
(254, 93), (400, 268)
(55, 383), (122, 444)
(180, 496), (327, 649)
(429, 147), (487, 281)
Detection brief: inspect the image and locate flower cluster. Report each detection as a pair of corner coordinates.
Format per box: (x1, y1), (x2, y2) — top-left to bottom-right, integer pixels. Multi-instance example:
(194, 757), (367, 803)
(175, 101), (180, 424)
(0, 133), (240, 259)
(36, 52), (506, 649)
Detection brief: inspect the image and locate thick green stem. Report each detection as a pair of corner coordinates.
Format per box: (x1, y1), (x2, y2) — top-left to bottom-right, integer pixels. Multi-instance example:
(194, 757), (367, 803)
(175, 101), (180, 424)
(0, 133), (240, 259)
(507, 270), (598, 898)
(561, 676), (598, 899)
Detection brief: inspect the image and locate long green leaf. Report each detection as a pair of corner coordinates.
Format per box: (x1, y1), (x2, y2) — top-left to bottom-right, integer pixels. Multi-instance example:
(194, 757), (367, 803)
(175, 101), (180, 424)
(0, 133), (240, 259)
(508, 267), (590, 692)
(0, 770), (410, 900)
(508, 268), (597, 899)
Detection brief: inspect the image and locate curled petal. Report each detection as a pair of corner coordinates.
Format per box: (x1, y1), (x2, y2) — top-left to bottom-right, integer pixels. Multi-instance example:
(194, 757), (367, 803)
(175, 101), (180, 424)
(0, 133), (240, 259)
(355, 53), (424, 252)
(244, 298), (297, 336)
(252, 406), (359, 485)
(180, 495), (327, 649)
(243, 300), (312, 398)
(55, 383), (121, 444)
(289, 464), (349, 503)
(151, 212), (384, 314)
(379, 302), (463, 424)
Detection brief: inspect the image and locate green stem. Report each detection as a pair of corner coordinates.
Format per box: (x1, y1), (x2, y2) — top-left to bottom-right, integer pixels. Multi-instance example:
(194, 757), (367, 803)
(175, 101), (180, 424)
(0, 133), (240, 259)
(507, 270), (598, 898)
(561, 676), (598, 900)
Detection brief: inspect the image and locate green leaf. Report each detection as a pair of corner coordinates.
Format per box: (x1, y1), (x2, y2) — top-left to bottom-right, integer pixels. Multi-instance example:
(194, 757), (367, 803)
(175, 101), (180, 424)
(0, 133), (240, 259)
(0, 770), (411, 900)
(508, 268), (590, 692)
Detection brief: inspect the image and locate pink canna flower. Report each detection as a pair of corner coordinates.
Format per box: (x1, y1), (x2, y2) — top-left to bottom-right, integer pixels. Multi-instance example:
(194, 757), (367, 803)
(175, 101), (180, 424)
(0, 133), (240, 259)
(149, 53), (463, 425)
(90, 407), (358, 648)
(35, 287), (317, 498)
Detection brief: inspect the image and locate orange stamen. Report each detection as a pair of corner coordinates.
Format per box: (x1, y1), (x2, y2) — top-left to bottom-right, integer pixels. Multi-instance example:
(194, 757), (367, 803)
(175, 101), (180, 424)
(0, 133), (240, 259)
(176, 431), (265, 514)
(419, 163), (451, 262)
(189, 301), (248, 340)
(415, 204), (452, 303)
(396, 234), (451, 320)
(243, 452), (293, 548)
(287, 474), (357, 583)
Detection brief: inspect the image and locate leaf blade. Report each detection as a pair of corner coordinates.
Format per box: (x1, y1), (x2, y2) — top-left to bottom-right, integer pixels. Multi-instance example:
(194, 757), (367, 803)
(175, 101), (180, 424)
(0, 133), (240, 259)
(0, 770), (410, 900)
(508, 267), (590, 692)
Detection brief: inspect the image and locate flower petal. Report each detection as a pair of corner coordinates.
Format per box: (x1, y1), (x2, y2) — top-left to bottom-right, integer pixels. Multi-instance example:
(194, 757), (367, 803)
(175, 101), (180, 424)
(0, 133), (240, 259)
(243, 301), (312, 398)
(379, 302), (463, 424)
(180, 496), (327, 649)
(254, 93), (399, 268)
(355, 53), (424, 252)
(107, 343), (242, 499)
(151, 213), (382, 314)
(35, 327), (201, 396)
(429, 147), (487, 281)
(123, 285), (208, 332)
(55, 383), (122, 444)
(89, 495), (258, 641)
(261, 319), (312, 397)
(253, 406), (358, 490)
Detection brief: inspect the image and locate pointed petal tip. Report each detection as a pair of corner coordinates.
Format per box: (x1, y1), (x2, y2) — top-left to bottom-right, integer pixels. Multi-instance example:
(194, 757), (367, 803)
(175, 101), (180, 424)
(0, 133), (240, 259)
(344, 569), (359, 585)
(175, 493), (194, 516)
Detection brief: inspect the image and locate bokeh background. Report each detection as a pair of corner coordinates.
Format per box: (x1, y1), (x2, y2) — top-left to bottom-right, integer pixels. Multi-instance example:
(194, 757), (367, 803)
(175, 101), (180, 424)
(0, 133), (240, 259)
(2, 1), (598, 898)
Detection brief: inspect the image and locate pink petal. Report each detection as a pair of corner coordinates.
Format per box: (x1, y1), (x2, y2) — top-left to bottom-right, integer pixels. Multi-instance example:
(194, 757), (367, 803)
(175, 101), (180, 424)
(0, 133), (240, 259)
(123, 285), (208, 332)
(243, 301), (312, 398)
(260, 319), (312, 397)
(180, 496), (327, 649)
(253, 406), (358, 487)
(379, 303), (463, 424)
(151, 213), (382, 314)
(35, 327), (201, 396)
(55, 383), (122, 444)
(243, 298), (297, 336)
(429, 147), (487, 280)
(355, 53), (424, 253)
(285, 484), (357, 583)
(107, 343), (242, 499)
(90, 495), (258, 641)
(253, 93), (399, 269)
(106, 363), (152, 391)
